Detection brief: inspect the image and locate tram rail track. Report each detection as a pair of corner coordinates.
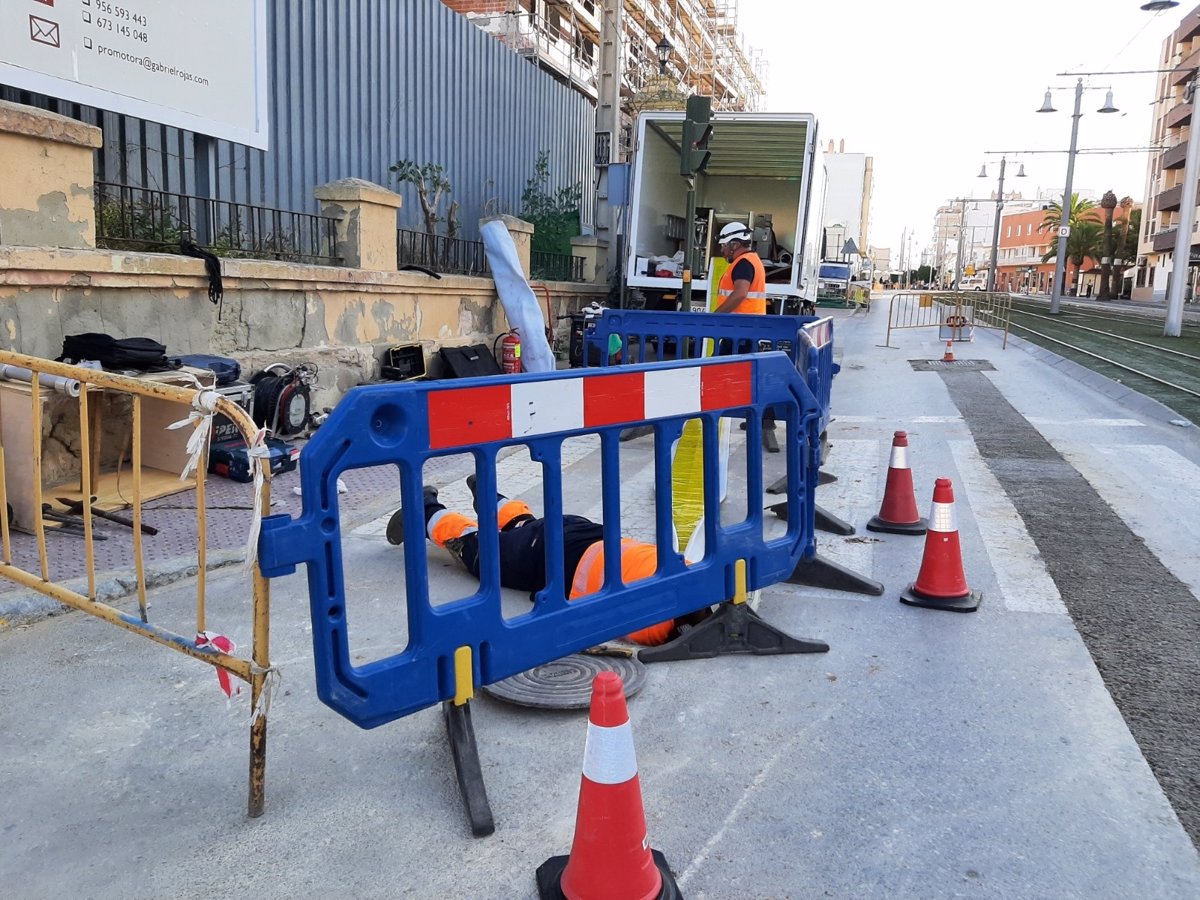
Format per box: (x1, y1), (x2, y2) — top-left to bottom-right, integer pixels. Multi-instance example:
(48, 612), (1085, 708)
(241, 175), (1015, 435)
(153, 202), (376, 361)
(1006, 298), (1200, 423)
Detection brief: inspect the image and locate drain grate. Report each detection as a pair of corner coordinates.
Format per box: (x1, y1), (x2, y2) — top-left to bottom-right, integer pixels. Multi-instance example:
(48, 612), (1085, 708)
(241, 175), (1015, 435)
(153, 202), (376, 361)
(909, 359), (996, 372)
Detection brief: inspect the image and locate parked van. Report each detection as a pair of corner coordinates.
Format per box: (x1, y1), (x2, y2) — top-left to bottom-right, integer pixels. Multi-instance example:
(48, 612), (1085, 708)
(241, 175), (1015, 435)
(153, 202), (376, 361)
(960, 276), (987, 291)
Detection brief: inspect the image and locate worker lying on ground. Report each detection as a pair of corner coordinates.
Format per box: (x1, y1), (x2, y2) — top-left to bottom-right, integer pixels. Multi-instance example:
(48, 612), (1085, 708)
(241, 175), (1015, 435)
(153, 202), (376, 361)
(386, 476), (710, 646)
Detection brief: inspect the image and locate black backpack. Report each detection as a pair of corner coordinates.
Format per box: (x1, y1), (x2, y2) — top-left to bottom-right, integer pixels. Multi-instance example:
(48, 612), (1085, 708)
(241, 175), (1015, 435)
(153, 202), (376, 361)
(60, 333), (175, 371)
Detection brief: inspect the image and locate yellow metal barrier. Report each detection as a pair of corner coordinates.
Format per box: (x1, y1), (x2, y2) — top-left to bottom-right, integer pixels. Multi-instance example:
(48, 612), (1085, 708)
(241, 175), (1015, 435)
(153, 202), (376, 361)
(884, 291), (1012, 349)
(0, 349), (273, 817)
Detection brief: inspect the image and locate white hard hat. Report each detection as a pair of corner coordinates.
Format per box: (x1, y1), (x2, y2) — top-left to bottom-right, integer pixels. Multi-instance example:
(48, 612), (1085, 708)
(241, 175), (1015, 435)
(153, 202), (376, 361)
(718, 222), (753, 244)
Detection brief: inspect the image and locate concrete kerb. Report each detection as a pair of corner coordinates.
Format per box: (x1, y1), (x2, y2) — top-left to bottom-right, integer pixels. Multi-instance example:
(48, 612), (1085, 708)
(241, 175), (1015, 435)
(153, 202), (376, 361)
(0, 548), (245, 630)
(1005, 330), (1195, 426)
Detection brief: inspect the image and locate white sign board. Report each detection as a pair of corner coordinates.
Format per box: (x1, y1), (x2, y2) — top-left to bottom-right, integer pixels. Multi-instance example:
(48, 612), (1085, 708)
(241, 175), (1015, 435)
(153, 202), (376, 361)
(0, 0), (269, 149)
(1058, 225), (1071, 238)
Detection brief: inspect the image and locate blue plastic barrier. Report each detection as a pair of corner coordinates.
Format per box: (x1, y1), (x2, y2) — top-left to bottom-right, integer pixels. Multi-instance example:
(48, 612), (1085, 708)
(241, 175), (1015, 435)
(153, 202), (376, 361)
(258, 354), (822, 729)
(583, 310), (837, 435)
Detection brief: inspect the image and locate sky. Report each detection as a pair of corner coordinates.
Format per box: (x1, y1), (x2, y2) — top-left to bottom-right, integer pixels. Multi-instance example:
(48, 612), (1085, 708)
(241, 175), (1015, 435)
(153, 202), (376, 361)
(737, 0), (1185, 263)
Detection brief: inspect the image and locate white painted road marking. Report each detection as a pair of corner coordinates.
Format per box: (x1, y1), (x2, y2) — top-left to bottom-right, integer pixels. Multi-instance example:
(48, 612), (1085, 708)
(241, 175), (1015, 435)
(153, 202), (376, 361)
(1058, 444), (1200, 599)
(947, 440), (1066, 615)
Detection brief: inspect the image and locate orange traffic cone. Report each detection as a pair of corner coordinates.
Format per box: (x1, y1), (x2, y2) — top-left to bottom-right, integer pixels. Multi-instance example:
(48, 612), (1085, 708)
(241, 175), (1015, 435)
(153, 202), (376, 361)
(942, 340), (955, 362)
(536, 672), (681, 900)
(900, 477), (981, 612)
(866, 431), (928, 536)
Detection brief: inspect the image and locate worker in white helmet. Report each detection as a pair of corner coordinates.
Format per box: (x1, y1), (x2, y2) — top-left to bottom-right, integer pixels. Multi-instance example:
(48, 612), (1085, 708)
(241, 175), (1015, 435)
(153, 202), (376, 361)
(713, 222), (767, 315)
(712, 221), (778, 445)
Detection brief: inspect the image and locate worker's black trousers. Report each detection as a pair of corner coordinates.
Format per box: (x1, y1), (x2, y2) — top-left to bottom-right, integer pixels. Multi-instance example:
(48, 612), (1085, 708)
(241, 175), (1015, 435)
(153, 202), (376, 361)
(424, 498), (603, 598)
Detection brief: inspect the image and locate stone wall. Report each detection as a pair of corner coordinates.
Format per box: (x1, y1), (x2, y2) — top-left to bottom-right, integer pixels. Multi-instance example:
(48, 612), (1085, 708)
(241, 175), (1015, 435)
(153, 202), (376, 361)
(0, 246), (601, 409)
(0, 103), (608, 411)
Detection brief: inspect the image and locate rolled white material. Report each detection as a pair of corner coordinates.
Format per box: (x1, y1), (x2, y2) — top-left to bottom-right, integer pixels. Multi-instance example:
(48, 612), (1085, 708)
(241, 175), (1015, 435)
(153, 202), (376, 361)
(479, 220), (556, 374)
(0, 364), (81, 397)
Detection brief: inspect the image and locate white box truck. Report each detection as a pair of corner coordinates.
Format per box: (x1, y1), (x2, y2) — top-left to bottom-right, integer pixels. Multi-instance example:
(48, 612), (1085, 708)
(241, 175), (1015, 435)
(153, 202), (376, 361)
(623, 110), (825, 314)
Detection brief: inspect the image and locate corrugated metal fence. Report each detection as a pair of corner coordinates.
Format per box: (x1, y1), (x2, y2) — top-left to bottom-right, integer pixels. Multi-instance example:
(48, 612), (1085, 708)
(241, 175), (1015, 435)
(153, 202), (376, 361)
(2, 0), (594, 239)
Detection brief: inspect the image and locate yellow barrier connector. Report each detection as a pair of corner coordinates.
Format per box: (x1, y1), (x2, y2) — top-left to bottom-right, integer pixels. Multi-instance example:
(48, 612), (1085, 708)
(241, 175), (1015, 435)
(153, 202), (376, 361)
(732, 558), (748, 605)
(454, 645), (475, 706)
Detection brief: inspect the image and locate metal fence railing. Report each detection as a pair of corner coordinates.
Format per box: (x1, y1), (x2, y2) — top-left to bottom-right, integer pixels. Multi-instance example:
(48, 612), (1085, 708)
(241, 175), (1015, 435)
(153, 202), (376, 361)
(396, 228), (490, 277)
(883, 291), (1013, 349)
(0, 350), (275, 816)
(94, 181), (341, 265)
(531, 250), (585, 282)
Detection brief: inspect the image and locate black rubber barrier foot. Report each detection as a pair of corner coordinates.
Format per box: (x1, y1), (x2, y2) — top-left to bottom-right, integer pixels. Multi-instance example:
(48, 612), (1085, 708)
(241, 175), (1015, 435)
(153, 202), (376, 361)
(787, 554), (885, 596)
(900, 584), (982, 613)
(866, 515), (928, 536)
(442, 700), (495, 837)
(637, 601), (829, 664)
(537, 849), (683, 899)
(767, 500), (855, 536)
(619, 425), (655, 442)
(767, 470), (837, 495)
(762, 427), (780, 453)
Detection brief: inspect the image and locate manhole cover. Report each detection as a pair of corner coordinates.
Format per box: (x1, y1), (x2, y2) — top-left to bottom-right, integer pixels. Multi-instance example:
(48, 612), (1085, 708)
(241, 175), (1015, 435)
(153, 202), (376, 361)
(483, 652), (647, 709)
(908, 359), (995, 371)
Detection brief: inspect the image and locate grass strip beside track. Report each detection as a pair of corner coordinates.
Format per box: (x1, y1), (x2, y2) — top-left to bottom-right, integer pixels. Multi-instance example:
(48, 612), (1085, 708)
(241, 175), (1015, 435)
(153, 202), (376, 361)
(1009, 300), (1200, 424)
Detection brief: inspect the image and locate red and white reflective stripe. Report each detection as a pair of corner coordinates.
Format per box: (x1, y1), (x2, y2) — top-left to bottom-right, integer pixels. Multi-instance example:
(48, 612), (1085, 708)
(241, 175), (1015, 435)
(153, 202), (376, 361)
(426, 362), (752, 450)
(804, 319), (832, 348)
(581, 720), (639, 785)
(928, 500), (958, 533)
(889, 444), (910, 469)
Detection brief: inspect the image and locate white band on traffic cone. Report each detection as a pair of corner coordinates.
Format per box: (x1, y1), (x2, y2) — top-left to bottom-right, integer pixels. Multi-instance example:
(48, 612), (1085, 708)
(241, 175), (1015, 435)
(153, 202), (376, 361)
(929, 500), (957, 533)
(581, 721), (638, 785)
(889, 445), (910, 469)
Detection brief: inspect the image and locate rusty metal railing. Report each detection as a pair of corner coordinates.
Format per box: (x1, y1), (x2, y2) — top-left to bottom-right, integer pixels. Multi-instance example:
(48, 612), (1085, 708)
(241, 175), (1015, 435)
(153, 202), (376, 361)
(884, 291), (1012, 349)
(0, 350), (274, 817)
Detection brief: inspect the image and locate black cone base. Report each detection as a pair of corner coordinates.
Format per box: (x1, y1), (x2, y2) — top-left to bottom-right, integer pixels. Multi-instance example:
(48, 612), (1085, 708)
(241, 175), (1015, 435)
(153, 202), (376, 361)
(866, 515), (928, 536)
(442, 700), (495, 837)
(787, 553), (885, 596)
(537, 849), (683, 899)
(638, 601), (829, 663)
(900, 584), (982, 613)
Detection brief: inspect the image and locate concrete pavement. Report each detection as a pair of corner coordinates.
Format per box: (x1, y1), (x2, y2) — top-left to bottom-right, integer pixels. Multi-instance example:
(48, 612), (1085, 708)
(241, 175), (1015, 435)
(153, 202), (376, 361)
(2, 300), (1199, 898)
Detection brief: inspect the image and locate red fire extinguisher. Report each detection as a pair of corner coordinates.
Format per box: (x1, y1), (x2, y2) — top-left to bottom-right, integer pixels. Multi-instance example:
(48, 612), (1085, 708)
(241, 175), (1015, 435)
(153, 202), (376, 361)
(499, 330), (522, 374)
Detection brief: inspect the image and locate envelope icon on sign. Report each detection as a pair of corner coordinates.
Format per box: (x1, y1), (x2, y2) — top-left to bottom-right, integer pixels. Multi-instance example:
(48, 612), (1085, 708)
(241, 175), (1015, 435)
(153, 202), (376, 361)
(29, 15), (61, 49)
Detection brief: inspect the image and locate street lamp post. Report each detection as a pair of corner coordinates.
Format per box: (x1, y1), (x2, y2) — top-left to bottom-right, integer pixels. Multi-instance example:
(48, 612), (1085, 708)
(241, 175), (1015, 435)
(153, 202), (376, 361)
(979, 157), (1026, 292)
(1165, 69), (1200, 337)
(1037, 79), (1119, 313)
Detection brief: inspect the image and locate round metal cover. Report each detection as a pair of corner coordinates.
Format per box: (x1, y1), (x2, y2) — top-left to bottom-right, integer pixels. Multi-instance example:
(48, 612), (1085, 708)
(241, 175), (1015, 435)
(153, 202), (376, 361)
(483, 653), (647, 710)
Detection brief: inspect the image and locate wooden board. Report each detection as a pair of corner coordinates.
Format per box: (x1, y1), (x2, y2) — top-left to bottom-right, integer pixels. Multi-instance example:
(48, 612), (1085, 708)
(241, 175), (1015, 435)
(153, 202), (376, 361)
(50, 466), (196, 513)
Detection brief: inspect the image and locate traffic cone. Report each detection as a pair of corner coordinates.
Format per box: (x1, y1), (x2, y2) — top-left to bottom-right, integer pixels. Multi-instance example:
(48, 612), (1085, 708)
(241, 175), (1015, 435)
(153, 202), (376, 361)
(866, 431), (928, 535)
(536, 672), (681, 900)
(942, 340), (955, 362)
(900, 477), (981, 612)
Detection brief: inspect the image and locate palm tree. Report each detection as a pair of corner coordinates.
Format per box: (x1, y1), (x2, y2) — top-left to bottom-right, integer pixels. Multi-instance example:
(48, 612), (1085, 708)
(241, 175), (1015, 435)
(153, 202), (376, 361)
(1114, 201), (1141, 298)
(1040, 193), (1098, 233)
(1042, 220), (1103, 294)
(1040, 193), (1101, 295)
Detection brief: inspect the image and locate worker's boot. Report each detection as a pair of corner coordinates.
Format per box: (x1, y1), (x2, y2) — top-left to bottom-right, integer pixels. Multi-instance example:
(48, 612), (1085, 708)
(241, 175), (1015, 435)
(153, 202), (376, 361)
(466, 474), (534, 531)
(384, 485), (443, 547)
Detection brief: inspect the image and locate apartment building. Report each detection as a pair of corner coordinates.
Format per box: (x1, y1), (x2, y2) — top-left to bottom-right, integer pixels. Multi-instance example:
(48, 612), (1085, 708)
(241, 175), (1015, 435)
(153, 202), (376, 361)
(1137, 3), (1200, 301)
(440, 0), (765, 153)
(994, 209), (1057, 294)
(822, 141), (874, 268)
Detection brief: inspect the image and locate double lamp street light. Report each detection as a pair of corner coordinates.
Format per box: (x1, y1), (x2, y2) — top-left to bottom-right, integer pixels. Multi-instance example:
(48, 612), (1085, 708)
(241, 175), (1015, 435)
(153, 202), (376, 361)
(1036, 79), (1119, 314)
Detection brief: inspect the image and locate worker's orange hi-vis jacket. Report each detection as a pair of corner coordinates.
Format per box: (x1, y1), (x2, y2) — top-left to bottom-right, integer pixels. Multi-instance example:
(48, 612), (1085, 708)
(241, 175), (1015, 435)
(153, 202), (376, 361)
(717, 250), (768, 315)
(570, 539), (674, 646)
